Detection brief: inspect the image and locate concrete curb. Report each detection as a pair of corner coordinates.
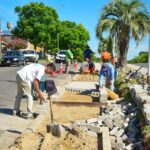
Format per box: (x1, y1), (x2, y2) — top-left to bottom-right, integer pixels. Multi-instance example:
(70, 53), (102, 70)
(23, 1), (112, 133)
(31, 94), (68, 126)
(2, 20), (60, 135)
(22, 114), (45, 134)
(102, 127), (112, 150)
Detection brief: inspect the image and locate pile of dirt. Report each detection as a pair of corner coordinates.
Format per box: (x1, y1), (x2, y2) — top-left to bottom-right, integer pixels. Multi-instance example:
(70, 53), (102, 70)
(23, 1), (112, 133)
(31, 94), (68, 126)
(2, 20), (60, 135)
(10, 127), (98, 150)
(41, 127), (97, 150)
(9, 133), (44, 150)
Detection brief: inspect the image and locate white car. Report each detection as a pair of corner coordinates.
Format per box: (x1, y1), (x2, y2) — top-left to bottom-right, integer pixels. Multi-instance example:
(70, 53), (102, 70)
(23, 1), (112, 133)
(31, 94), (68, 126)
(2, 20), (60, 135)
(23, 50), (39, 63)
(55, 50), (66, 63)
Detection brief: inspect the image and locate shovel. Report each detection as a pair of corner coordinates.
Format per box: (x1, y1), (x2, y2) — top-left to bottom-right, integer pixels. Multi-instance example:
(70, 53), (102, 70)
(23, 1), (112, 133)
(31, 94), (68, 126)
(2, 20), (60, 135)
(46, 96), (61, 137)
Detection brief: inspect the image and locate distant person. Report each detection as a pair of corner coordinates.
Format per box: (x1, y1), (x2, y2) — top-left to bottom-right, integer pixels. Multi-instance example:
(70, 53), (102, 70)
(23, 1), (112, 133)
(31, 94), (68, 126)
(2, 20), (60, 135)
(101, 50), (111, 63)
(99, 63), (115, 91)
(111, 55), (119, 80)
(80, 58), (96, 74)
(65, 47), (73, 74)
(80, 58), (90, 74)
(89, 62), (96, 74)
(83, 45), (93, 61)
(13, 63), (56, 118)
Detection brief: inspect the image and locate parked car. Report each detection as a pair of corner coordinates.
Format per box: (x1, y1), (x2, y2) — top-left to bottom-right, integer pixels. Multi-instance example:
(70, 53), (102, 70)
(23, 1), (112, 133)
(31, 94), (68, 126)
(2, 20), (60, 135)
(55, 50), (66, 63)
(1, 50), (26, 66)
(23, 50), (39, 63)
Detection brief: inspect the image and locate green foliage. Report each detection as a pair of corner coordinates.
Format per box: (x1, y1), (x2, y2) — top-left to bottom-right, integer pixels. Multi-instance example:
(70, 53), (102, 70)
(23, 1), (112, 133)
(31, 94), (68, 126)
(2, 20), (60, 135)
(144, 125), (150, 131)
(51, 48), (59, 55)
(128, 51), (148, 63)
(96, 0), (150, 67)
(59, 21), (90, 52)
(12, 3), (90, 57)
(72, 48), (84, 62)
(90, 54), (98, 62)
(115, 69), (138, 97)
(12, 2), (59, 50)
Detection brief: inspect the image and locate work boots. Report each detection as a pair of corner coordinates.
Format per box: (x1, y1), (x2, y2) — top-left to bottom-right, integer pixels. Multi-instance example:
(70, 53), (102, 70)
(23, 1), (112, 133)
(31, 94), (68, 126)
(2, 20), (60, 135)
(13, 110), (23, 117)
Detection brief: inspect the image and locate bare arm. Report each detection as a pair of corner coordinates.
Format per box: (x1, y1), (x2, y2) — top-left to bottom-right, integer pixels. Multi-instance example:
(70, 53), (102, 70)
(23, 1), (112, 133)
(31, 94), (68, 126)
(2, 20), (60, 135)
(33, 79), (45, 101)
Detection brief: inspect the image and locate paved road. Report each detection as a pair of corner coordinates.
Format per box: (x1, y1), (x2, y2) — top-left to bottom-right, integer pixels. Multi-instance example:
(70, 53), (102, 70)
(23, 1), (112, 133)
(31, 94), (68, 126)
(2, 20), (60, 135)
(0, 66), (22, 108)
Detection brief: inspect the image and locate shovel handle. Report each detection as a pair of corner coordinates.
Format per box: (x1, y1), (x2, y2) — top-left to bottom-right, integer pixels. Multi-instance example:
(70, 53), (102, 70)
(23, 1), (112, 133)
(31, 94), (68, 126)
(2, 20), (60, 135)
(49, 96), (54, 124)
(50, 96), (53, 112)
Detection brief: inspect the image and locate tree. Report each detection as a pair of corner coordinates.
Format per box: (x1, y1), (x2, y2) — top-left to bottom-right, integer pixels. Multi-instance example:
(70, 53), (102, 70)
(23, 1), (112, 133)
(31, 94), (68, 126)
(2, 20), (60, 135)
(54, 21), (90, 60)
(7, 38), (27, 50)
(128, 51), (148, 63)
(96, 0), (150, 67)
(12, 2), (59, 51)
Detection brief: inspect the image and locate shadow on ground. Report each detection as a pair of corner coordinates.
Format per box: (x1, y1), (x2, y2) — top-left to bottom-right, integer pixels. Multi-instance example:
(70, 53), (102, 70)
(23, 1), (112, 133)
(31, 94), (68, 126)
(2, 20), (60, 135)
(0, 108), (13, 115)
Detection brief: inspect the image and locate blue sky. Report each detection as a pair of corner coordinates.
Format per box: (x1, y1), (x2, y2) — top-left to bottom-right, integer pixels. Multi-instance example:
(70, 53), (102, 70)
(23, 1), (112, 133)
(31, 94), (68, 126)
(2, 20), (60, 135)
(0, 0), (150, 60)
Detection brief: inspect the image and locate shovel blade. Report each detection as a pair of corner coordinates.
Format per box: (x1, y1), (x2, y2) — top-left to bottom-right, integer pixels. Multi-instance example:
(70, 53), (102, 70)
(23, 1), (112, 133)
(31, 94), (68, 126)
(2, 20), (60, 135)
(47, 124), (61, 137)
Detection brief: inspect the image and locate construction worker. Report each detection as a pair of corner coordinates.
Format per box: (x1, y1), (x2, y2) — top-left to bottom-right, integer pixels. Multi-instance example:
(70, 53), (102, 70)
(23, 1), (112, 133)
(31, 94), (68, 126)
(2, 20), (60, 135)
(89, 62), (96, 74)
(80, 58), (90, 74)
(65, 47), (73, 74)
(99, 63), (115, 91)
(101, 50), (111, 63)
(111, 55), (119, 80)
(13, 63), (56, 118)
(80, 58), (96, 74)
(83, 45), (93, 61)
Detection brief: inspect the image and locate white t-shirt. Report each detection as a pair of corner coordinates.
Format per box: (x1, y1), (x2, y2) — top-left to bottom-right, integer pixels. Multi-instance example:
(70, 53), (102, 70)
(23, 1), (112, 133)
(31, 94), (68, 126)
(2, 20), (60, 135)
(17, 64), (45, 83)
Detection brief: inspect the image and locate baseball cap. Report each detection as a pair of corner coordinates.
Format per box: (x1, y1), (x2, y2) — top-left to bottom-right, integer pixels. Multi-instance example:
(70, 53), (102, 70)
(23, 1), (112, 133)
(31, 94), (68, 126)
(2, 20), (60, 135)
(102, 63), (107, 71)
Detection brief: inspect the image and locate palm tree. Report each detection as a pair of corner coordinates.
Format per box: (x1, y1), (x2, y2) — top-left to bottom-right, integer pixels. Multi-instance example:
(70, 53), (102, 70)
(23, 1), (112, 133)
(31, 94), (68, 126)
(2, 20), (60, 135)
(96, 0), (150, 67)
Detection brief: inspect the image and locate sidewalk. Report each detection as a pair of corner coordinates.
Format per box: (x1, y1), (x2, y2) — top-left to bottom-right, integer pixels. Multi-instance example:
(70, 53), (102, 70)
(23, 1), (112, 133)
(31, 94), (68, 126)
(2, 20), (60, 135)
(0, 110), (33, 150)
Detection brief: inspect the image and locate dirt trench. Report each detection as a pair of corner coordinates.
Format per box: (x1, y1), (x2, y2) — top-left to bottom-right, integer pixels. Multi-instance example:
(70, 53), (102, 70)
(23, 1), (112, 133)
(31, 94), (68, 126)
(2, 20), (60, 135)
(9, 74), (101, 150)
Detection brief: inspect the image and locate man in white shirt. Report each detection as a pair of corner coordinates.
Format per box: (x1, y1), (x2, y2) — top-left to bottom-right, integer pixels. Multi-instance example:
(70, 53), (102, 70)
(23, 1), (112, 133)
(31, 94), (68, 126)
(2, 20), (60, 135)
(13, 63), (56, 118)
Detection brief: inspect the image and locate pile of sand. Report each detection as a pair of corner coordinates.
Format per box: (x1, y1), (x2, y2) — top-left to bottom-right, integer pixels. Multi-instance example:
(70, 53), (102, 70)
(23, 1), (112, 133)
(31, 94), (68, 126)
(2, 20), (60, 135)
(9, 133), (44, 150)
(10, 127), (98, 150)
(41, 127), (97, 150)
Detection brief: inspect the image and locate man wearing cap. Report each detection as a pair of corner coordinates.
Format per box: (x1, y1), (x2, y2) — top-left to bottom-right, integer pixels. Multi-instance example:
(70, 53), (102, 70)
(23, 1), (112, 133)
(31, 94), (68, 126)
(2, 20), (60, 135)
(13, 63), (56, 118)
(101, 50), (111, 63)
(99, 63), (115, 91)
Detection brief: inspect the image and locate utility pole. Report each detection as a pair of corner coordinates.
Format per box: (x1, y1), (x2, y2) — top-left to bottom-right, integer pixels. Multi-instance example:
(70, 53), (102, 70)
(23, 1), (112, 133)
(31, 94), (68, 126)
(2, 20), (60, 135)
(148, 29), (150, 85)
(57, 33), (59, 50)
(0, 18), (2, 59)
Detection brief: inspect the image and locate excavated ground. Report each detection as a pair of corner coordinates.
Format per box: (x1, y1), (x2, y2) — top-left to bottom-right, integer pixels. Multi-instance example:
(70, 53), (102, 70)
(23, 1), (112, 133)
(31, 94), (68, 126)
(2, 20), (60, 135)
(10, 74), (101, 150)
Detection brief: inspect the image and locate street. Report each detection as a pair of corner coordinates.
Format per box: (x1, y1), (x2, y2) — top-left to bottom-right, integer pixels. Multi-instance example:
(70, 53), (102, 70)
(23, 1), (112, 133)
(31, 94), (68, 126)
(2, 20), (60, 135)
(0, 66), (22, 108)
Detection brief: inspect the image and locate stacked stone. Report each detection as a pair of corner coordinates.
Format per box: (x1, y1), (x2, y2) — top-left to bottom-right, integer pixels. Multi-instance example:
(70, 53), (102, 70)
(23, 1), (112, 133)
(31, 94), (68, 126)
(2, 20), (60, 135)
(130, 84), (150, 124)
(56, 100), (143, 150)
(99, 87), (108, 103)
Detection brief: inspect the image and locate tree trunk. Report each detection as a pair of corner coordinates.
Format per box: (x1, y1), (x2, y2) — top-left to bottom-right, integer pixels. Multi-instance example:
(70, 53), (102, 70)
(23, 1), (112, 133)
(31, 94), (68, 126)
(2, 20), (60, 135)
(34, 44), (37, 50)
(118, 34), (130, 68)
